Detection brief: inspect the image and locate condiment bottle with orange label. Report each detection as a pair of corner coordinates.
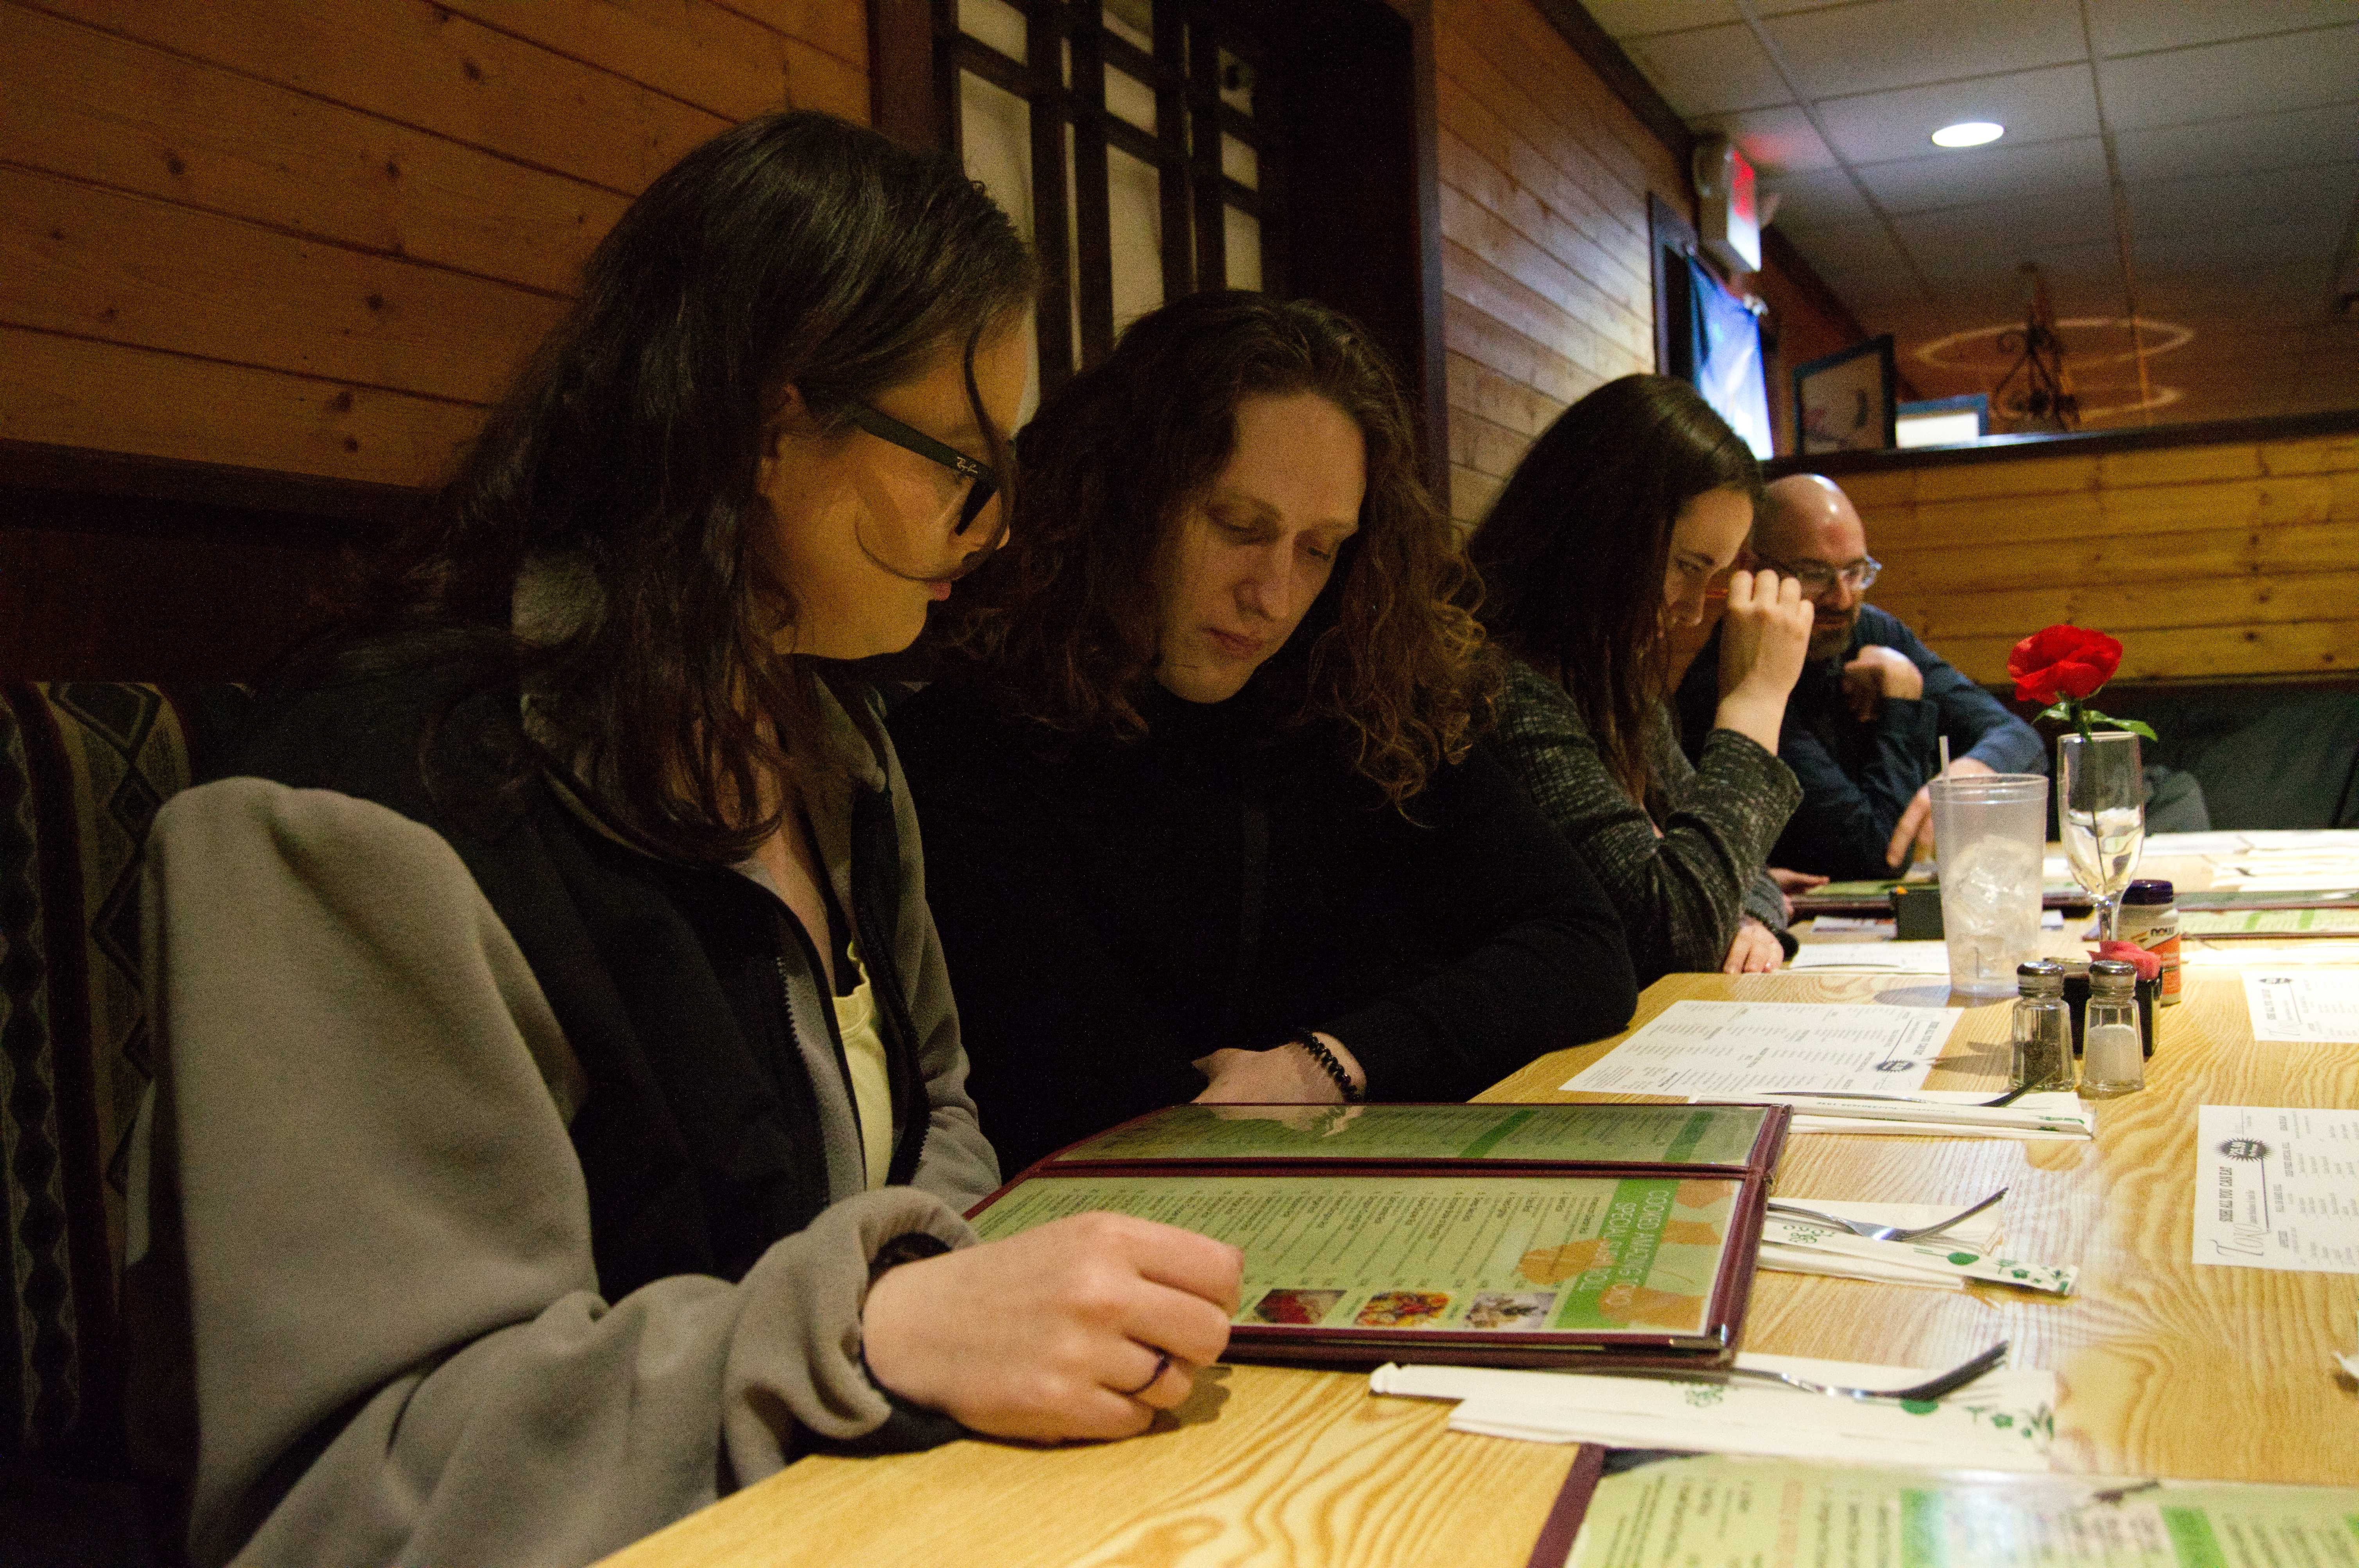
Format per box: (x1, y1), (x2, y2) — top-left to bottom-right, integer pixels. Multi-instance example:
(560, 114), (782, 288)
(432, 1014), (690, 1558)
(2115, 879), (2180, 1007)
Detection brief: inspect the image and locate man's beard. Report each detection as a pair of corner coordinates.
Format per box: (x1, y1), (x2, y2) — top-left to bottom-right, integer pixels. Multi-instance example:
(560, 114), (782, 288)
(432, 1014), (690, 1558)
(1807, 610), (1857, 662)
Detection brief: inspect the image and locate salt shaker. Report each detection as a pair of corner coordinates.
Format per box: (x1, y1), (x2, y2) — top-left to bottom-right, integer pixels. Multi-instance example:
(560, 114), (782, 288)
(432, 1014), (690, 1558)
(2011, 959), (2074, 1092)
(2081, 957), (2145, 1097)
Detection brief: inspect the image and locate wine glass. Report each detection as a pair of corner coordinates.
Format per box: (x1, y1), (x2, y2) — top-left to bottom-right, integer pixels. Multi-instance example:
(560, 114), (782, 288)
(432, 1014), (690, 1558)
(2058, 731), (2144, 941)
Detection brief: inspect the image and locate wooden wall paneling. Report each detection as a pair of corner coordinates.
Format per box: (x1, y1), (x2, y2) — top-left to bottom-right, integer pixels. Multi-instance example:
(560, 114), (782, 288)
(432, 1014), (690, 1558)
(0, 166), (563, 406)
(0, 326), (484, 486)
(1876, 518), (2359, 597)
(32, 0), (730, 196)
(1867, 473), (2355, 553)
(1441, 294), (1589, 410)
(0, 6), (626, 297)
(706, 0), (869, 71)
(1440, 238), (1607, 385)
(1875, 570), (2359, 643)
(1932, 621), (2359, 685)
(429, 0), (802, 120)
(1439, 186), (1638, 366)
(1443, 349), (1563, 441)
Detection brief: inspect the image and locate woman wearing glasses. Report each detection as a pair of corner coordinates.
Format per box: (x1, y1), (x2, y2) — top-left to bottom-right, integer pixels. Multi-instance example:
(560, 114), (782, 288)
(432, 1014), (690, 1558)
(1466, 374), (1817, 983)
(890, 292), (1637, 1175)
(128, 113), (1239, 1568)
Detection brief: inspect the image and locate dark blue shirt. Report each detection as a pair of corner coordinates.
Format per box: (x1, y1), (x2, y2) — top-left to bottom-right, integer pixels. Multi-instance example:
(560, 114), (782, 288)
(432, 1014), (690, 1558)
(1674, 605), (2045, 879)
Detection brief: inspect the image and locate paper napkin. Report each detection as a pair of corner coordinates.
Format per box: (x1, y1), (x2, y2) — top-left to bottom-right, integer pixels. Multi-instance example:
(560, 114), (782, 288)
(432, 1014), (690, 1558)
(1760, 1205), (2074, 1295)
(1370, 1353), (2056, 1471)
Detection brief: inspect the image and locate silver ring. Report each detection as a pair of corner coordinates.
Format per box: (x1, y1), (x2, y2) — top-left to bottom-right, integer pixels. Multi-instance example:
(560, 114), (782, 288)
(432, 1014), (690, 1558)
(1118, 1350), (1173, 1398)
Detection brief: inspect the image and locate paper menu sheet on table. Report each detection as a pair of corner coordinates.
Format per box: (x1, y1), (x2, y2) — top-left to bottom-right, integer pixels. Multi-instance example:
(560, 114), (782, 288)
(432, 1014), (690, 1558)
(1561, 1001), (1960, 1098)
(2241, 970), (2359, 1042)
(2192, 1106), (2359, 1275)
(971, 1172), (1740, 1339)
(1542, 1453), (2359, 1568)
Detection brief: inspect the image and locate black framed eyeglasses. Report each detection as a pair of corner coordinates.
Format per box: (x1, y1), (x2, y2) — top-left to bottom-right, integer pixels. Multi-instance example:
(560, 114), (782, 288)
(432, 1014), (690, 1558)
(839, 401), (1002, 536)
(1754, 553), (1881, 596)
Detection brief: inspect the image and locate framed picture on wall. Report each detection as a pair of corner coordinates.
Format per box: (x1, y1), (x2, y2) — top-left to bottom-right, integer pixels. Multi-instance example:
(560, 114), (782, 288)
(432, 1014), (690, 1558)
(1793, 335), (1897, 454)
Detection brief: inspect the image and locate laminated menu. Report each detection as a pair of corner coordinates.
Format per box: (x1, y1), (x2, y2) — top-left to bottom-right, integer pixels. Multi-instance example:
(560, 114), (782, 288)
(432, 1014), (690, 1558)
(1526, 1451), (2359, 1568)
(965, 1102), (1788, 1369)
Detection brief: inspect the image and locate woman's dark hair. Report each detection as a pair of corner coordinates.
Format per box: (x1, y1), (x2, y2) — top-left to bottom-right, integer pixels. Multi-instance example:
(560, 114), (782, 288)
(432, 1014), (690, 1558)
(950, 291), (1492, 809)
(1467, 373), (1763, 803)
(366, 110), (1036, 860)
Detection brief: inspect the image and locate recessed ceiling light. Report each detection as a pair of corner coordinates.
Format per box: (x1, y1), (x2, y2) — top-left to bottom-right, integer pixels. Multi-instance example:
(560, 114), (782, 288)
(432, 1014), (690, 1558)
(1932, 121), (2004, 149)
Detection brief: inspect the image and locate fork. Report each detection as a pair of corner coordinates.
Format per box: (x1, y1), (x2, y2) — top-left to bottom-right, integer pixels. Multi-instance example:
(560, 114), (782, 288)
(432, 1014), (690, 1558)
(1766, 1187), (2009, 1242)
(1602, 1341), (2011, 1403)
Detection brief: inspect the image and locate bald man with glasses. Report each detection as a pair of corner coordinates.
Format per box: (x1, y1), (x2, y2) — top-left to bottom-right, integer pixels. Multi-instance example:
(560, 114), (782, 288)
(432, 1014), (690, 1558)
(1673, 473), (2044, 882)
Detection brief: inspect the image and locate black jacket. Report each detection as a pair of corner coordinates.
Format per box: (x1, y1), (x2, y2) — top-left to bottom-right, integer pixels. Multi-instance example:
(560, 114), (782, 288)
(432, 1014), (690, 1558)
(890, 677), (1639, 1173)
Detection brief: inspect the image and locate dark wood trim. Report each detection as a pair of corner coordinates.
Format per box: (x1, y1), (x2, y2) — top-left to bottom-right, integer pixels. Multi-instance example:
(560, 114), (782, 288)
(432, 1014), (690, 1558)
(1648, 191), (1698, 382)
(1187, 10), (1228, 292)
(1151, 0), (1194, 304)
(1404, 0), (1448, 497)
(1522, 0), (1695, 167)
(868, 0), (946, 150)
(0, 440), (426, 530)
(1766, 406), (2359, 479)
(1067, 23), (1116, 366)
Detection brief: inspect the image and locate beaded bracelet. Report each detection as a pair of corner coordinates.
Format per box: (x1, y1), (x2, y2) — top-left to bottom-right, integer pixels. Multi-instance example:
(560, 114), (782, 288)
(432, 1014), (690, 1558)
(1291, 1030), (1365, 1103)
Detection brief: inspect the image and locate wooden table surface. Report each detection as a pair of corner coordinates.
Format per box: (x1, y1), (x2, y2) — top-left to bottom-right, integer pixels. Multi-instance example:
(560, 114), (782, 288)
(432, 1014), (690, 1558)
(606, 967), (2359, 1568)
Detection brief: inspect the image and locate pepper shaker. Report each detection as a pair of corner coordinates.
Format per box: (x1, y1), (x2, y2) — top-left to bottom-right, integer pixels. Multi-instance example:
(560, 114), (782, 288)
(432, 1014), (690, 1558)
(2011, 959), (2074, 1092)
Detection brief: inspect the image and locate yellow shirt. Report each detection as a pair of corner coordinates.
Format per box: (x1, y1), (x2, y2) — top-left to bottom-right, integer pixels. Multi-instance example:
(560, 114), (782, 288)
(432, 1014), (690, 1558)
(832, 943), (893, 1190)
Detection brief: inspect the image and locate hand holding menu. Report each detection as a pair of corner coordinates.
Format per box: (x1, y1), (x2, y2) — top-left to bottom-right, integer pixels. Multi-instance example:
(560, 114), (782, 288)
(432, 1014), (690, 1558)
(967, 1102), (1788, 1369)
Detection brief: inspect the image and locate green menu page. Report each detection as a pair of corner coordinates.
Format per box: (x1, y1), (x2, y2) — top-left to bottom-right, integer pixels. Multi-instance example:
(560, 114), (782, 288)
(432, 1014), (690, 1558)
(1554, 1456), (2359, 1568)
(972, 1172), (1740, 1338)
(1050, 1103), (1770, 1168)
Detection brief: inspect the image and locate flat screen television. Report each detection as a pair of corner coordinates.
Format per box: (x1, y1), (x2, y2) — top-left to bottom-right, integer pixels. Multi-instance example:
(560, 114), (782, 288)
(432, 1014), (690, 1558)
(1685, 255), (1773, 460)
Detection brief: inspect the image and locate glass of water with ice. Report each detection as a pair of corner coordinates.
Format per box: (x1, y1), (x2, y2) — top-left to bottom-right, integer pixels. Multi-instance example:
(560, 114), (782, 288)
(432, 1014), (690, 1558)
(1930, 773), (2051, 997)
(2059, 731), (2144, 941)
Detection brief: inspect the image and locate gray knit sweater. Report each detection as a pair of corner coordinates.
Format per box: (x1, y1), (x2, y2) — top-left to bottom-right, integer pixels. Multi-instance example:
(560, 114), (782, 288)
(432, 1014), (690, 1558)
(1491, 658), (1802, 984)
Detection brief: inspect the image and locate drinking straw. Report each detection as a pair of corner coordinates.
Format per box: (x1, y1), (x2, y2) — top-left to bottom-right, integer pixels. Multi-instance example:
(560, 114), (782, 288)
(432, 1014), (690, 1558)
(1939, 734), (1952, 780)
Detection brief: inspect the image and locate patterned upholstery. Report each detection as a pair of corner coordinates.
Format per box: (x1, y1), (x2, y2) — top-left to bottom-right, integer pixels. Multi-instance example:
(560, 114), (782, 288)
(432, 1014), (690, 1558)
(0, 683), (246, 1469)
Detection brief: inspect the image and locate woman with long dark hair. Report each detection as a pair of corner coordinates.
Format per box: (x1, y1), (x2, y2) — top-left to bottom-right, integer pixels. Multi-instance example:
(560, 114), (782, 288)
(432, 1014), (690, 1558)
(1467, 374), (1816, 983)
(891, 292), (1636, 1174)
(127, 113), (1239, 1568)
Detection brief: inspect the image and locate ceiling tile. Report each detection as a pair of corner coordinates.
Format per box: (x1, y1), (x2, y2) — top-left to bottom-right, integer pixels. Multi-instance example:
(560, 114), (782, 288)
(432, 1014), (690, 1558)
(1896, 196), (2119, 275)
(1581, 0), (1741, 39)
(1626, 22), (1793, 116)
(1778, 217), (1912, 276)
(1854, 136), (2110, 214)
(1691, 104), (1840, 174)
(1812, 64), (2101, 165)
(2128, 162), (2359, 244)
(1765, 0), (2087, 100)
(1759, 166), (1876, 229)
(2135, 211), (2354, 272)
(2097, 25), (2359, 131)
(2088, 0), (2359, 58)
(2113, 100), (2359, 183)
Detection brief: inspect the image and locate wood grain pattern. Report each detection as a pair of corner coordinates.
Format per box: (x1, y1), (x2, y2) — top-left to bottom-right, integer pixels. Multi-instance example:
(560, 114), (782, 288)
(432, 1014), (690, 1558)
(0, 4), (626, 296)
(0, 164), (560, 405)
(0, 324), (482, 485)
(601, 1366), (1576, 1568)
(605, 964), (2357, 1568)
(1481, 968), (2359, 1485)
(1845, 434), (2359, 684)
(1431, 0), (1684, 524)
(33, 0), (730, 196)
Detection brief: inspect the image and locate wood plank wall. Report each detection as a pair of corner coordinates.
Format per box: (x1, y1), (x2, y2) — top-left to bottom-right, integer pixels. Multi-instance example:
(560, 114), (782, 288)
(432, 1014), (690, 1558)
(1428, 0), (1690, 528)
(1859, 430), (2359, 685)
(0, 0), (869, 489)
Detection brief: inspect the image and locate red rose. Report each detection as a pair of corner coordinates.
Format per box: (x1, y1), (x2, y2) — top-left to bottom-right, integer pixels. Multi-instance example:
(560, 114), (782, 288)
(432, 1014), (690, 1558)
(2008, 624), (2122, 705)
